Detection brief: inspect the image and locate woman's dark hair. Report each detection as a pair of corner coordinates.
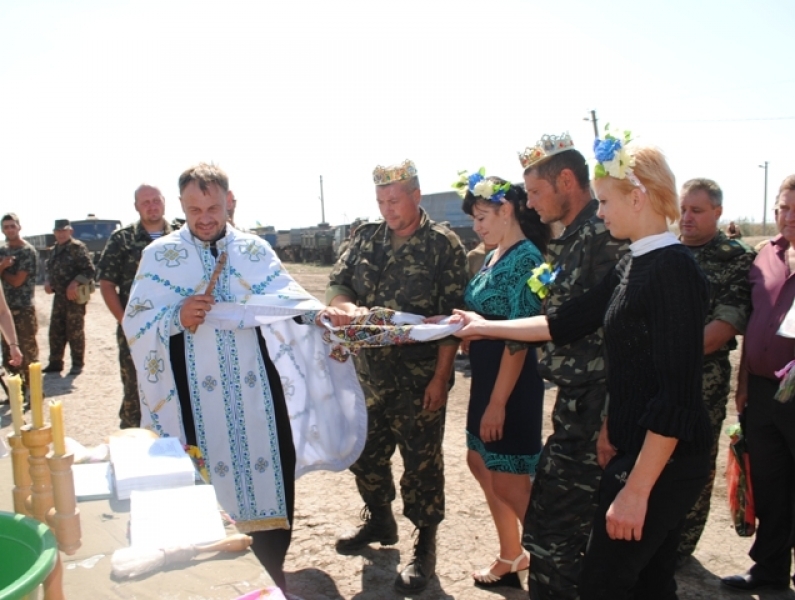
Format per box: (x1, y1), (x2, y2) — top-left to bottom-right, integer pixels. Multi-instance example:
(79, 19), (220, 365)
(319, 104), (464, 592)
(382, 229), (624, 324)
(462, 177), (551, 254)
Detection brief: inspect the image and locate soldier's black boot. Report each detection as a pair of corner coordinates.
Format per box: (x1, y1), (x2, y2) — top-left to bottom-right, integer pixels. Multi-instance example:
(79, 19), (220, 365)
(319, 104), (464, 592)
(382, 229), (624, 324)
(335, 504), (398, 555)
(42, 362), (63, 373)
(394, 524), (438, 594)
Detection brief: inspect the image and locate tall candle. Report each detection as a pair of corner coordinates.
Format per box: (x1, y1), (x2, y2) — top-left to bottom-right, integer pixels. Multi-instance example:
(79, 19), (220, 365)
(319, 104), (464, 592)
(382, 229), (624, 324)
(49, 400), (66, 456)
(8, 374), (24, 435)
(29, 362), (44, 429)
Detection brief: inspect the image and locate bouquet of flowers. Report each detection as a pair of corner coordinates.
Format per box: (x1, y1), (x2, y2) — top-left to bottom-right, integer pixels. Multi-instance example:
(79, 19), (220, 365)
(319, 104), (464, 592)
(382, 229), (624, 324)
(527, 263), (560, 299)
(726, 422), (755, 537)
(775, 359), (795, 403)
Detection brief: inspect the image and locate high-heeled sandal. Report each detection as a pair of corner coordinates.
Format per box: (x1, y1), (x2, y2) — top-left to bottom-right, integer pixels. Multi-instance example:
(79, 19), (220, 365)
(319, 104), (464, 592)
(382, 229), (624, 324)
(473, 552), (529, 588)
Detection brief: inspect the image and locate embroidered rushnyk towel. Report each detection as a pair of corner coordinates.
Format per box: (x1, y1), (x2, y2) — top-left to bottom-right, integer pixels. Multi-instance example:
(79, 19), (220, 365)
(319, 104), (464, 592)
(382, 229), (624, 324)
(317, 307), (462, 360)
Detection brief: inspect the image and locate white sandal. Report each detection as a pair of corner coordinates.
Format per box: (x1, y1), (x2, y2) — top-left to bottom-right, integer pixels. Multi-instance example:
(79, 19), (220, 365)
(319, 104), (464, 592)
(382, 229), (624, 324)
(473, 552), (529, 588)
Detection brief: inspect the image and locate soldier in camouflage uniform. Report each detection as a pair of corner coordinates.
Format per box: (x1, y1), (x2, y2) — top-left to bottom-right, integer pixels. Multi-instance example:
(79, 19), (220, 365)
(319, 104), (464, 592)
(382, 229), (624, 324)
(326, 160), (468, 594)
(676, 179), (755, 564)
(43, 219), (95, 376)
(466, 240), (499, 278)
(519, 135), (627, 600)
(97, 184), (172, 428)
(336, 218), (363, 259)
(0, 213), (39, 394)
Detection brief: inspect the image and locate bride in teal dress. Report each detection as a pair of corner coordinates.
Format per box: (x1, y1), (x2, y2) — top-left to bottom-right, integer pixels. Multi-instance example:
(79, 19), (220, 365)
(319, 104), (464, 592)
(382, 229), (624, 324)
(457, 172), (550, 588)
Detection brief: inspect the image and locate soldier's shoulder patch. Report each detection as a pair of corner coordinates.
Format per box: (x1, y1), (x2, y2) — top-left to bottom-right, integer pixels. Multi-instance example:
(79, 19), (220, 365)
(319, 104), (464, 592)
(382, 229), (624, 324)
(716, 238), (755, 260)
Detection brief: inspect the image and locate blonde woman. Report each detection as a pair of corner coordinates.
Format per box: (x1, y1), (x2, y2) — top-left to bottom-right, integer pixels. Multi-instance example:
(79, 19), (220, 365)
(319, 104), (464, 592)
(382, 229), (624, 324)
(454, 137), (711, 600)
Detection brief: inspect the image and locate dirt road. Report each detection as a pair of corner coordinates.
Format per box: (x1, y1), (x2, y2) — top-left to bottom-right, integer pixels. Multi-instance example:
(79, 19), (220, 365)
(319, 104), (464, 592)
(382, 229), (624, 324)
(1, 259), (792, 599)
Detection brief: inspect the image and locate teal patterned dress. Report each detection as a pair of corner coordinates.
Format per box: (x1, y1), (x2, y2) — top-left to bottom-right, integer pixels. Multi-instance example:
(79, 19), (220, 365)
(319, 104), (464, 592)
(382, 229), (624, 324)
(465, 239), (545, 474)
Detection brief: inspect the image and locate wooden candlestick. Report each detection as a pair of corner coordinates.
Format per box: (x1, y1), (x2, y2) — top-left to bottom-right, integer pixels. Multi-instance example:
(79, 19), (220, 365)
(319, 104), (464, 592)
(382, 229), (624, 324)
(21, 424), (54, 524)
(46, 452), (81, 554)
(7, 432), (32, 515)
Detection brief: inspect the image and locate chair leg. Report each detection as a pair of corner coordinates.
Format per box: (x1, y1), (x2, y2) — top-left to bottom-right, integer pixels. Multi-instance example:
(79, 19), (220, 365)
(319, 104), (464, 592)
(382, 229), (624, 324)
(43, 552), (65, 600)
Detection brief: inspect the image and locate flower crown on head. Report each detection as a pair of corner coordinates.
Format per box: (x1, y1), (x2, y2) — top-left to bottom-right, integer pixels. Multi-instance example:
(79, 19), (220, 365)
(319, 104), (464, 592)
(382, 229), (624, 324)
(452, 168), (511, 203)
(592, 126), (646, 192)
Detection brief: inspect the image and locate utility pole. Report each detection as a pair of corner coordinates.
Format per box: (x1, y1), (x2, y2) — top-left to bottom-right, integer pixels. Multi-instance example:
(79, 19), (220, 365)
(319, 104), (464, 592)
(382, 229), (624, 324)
(584, 109), (599, 138)
(759, 161), (768, 235)
(319, 175), (326, 225)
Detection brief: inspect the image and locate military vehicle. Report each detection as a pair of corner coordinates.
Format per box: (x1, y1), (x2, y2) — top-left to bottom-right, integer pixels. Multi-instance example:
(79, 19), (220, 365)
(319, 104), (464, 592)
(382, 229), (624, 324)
(250, 225), (277, 248)
(272, 223), (338, 264)
(25, 215), (122, 282)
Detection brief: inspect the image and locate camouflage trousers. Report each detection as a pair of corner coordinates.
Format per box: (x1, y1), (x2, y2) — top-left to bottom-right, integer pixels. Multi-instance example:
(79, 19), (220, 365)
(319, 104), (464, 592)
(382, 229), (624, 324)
(524, 382), (607, 600)
(116, 324), (141, 429)
(350, 355), (447, 528)
(48, 294), (86, 367)
(677, 356), (731, 558)
(2, 306), (39, 392)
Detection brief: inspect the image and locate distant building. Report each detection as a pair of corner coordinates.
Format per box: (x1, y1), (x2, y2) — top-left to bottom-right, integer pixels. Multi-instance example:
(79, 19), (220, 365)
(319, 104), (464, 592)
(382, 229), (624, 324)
(421, 191), (469, 230)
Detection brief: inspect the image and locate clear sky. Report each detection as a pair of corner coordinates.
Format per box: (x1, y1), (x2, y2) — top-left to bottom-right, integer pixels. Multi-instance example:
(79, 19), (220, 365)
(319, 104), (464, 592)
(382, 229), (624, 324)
(1, 0), (793, 237)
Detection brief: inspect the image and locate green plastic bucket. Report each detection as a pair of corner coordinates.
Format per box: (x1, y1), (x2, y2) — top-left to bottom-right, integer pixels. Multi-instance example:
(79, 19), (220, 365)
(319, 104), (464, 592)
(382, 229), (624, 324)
(0, 512), (58, 600)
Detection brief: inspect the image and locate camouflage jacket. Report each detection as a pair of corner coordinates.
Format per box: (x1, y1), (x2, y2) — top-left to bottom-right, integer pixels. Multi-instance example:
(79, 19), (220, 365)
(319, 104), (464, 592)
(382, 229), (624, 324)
(97, 220), (174, 308)
(46, 238), (95, 294)
(684, 230), (755, 359)
(466, 242), (488, 278)
(0, 240), (38, 309)
(327, 208), (468, 363)
(541, 200), (628, 387)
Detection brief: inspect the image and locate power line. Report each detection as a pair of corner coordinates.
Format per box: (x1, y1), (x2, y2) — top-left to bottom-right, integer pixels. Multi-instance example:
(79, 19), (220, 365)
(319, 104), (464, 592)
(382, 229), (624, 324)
(638, 115), (795, 124)
(662, 78), (795, 104)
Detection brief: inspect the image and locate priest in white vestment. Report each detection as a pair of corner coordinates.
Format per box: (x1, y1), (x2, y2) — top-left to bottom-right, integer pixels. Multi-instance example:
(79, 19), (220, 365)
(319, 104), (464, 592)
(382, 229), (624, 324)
(122, 163), (366, 595)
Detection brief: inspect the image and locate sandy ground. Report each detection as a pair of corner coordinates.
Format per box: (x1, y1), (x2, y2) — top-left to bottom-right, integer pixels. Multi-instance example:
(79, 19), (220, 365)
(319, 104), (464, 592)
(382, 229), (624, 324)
(1, 256), (793, 599)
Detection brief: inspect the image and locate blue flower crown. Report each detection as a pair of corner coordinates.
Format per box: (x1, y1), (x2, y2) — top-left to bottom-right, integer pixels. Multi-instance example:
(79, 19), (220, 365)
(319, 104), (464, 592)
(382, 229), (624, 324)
(592, 126), (646, 191)
(452, 168), (511, 203)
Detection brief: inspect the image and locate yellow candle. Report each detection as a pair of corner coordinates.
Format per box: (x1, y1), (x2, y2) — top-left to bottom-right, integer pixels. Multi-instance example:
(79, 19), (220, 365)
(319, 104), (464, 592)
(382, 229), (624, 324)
(49, 400), (66, 456)
(29, 362), (44, 429)
(8, 375), (24, 435)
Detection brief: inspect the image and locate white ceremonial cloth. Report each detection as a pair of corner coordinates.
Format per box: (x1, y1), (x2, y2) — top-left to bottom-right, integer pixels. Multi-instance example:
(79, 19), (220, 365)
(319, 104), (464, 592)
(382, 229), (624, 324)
(122, 226), (366, 531)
